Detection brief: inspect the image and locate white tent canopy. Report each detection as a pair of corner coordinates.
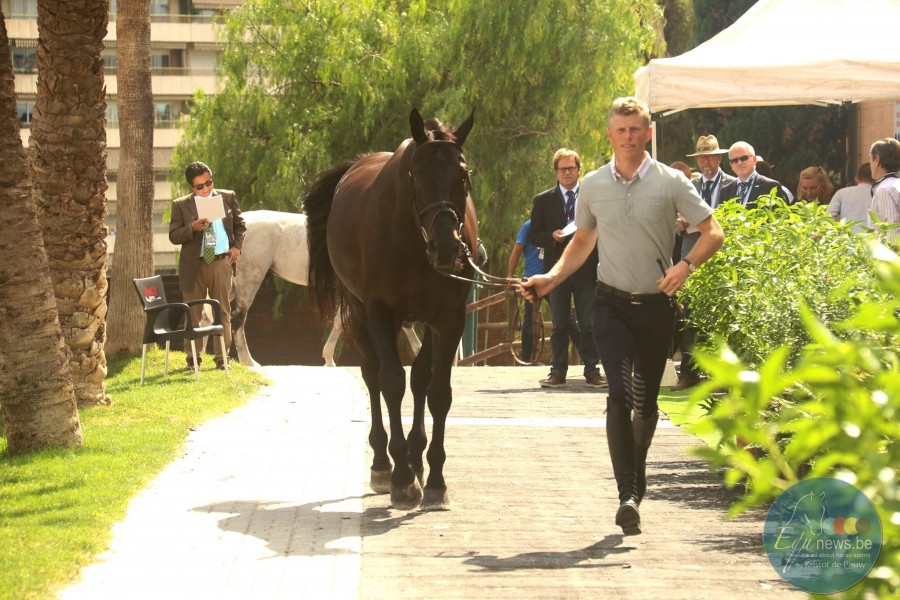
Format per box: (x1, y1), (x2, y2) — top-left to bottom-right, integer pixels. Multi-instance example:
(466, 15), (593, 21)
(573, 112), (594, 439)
(634, 0), (900, 114)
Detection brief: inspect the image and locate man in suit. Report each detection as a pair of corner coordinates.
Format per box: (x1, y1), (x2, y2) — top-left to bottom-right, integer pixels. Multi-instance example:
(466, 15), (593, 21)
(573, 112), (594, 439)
(169, 161), (247, 370)
(719, 141), (791, 208)
(527, 148), (603, 388)
(672, 135), (736, 391)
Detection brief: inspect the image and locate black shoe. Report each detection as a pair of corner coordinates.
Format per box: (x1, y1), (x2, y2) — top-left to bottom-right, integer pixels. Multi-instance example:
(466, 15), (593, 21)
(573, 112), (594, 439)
(185, 357), (201, 372)
(615, 498), (642, 536)
(671, 375), (701, 391)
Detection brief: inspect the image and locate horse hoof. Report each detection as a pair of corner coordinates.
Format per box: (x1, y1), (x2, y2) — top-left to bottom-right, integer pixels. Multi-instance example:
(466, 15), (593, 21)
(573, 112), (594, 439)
(370, 469), (392, 494)
(390, 479), (423, 510)
(421, 488), (451, 511)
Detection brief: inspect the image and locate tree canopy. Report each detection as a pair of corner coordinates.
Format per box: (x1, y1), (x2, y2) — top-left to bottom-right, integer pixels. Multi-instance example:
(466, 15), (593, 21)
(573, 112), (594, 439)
(172, 0), (664, 267)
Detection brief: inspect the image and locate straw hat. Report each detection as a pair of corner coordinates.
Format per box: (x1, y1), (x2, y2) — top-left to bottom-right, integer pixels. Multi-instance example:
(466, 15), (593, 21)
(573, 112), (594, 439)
(686, 135), (729, 156)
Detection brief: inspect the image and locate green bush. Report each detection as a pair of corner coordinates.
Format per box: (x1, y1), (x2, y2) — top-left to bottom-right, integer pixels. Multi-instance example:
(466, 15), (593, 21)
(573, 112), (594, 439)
(689, 243), (900, 598)
(684, 194), (882, 370)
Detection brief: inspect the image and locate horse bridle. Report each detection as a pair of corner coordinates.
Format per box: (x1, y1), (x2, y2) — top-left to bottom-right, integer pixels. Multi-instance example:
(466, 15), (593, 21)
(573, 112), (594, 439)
(407, 140), (467, 249)
(407, 140), (520, 290)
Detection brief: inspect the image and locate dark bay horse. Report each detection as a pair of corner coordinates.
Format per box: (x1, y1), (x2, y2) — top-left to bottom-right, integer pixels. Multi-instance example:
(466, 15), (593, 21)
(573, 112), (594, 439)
(305, 109), (476, 510)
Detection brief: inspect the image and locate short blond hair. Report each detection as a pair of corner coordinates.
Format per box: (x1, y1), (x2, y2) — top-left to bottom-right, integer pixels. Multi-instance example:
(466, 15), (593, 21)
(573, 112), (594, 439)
(552, 148), (581, 170)
(608, 96), (651, 128)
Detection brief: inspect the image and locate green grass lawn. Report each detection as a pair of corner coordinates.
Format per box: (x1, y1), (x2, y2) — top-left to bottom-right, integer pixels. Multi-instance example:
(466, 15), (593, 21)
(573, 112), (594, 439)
(0, 350), (267, 600)
(657, 388), (719, 448)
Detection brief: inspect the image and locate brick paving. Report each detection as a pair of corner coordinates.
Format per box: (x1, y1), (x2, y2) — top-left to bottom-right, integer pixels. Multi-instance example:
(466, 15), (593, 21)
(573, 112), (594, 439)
(58, 366), (803, 599)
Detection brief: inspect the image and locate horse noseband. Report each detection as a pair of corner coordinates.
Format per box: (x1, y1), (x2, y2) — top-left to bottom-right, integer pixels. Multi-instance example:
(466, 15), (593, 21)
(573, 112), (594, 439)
(416, 200), (464, 244)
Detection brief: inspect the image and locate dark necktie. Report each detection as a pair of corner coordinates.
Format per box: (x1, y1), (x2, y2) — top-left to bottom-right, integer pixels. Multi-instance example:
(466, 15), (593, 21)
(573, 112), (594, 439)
(565, 190), (575, 222)
(702, 180), (714, 206)
(737, 181), (749, 203)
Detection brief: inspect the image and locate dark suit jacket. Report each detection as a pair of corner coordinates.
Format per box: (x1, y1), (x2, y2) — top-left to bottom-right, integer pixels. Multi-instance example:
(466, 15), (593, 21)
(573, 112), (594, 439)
(719, 173), (791, 209)
(169, 189), (247, 291)
(692, 170), (736, 208)
(527, 185), (598, 283)
(681, 171), (736, 259)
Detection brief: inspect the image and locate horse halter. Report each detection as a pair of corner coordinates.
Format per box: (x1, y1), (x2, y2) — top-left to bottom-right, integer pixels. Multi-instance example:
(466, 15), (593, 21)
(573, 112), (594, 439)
(407, 140), (521, 289)
(407, 140), (468, 259)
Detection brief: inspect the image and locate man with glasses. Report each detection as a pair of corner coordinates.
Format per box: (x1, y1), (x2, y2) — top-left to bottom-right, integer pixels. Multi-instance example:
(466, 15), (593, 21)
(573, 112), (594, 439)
(528, 148), (603, 389)
(522, 98), (724, 536)
(169, 161), (246, 371)
(719, 141), (790, 208)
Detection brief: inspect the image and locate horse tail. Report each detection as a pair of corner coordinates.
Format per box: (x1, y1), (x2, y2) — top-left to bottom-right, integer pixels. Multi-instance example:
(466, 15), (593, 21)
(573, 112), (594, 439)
(303, 159), (355, 322)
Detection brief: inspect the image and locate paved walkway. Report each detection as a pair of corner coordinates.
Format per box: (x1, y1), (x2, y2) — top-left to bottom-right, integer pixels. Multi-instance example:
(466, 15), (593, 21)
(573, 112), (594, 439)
(59, 366), (802, 599)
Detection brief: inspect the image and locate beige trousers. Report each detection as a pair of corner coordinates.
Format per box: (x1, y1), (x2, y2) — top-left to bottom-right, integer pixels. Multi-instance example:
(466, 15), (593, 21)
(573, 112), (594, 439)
(182, 257), (232, 363)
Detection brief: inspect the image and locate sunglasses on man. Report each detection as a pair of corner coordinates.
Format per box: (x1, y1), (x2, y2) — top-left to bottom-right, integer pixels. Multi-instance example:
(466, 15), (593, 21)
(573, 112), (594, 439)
(194, 179), (214, 191)
(729, 155), (753, 165)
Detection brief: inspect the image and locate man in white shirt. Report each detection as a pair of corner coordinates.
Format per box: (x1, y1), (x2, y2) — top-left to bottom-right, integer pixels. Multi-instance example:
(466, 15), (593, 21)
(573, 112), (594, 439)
(827, 163), (873, 233)
(868, 139), (900, 246)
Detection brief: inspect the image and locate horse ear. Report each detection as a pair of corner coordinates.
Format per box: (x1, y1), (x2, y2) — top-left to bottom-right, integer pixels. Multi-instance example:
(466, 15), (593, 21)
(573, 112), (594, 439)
(453, 108), (475, 147)
(410, 108), (428, 145)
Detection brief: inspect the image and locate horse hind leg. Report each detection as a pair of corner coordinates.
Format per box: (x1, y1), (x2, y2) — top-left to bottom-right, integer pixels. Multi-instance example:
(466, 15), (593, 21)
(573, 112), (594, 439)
(230, 264), (266, 367)
(230, 304), (260, 367)
(322, 308), (346, 366)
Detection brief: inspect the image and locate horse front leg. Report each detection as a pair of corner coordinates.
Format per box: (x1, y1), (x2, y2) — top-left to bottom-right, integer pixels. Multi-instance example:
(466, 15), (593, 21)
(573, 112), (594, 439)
(408, 327), (434, 487)
(367, 302), (422, 510)
(421, 319), (463, 511)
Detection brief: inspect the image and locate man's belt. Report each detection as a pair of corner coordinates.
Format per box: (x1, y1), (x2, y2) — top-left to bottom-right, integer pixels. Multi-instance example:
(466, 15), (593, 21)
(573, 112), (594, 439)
(596, 281), (670, 305)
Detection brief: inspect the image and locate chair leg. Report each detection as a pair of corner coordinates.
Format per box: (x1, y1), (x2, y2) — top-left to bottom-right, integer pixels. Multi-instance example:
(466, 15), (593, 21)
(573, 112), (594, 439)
(190, 340), (200, 382)
(140, 344), (148, 385)
(164, 341), (171, 377)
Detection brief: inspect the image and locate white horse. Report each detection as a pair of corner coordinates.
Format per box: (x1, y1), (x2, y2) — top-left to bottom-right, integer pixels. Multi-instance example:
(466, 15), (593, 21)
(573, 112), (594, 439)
(229, 210), (420, 366)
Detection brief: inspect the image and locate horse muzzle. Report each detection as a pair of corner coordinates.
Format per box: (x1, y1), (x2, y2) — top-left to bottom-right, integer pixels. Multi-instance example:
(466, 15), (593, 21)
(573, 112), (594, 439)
(426, 235), (463, 274)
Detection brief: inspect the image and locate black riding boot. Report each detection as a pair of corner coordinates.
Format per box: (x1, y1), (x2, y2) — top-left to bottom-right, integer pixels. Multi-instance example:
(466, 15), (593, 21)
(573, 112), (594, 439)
(606, 401), (641, 535)
(632, 412), (658, 504)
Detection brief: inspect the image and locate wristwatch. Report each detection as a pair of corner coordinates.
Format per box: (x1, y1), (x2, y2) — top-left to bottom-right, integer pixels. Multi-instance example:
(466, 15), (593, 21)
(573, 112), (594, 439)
(681, 257), (697, 273)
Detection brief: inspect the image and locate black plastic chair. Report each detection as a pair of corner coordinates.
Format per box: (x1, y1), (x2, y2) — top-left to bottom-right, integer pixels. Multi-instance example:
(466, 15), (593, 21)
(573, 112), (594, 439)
(132, 275), (230, 384)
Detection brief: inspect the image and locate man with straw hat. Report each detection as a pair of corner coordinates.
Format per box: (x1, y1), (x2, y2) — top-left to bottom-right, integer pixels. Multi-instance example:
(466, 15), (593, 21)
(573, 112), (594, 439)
(672, 135), (735, 391)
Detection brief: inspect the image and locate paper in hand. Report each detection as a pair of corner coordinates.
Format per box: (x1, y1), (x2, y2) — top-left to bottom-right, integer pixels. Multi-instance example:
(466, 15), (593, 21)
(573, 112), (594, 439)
(560, 222), (577, 237)
(196, 194), (226, 222)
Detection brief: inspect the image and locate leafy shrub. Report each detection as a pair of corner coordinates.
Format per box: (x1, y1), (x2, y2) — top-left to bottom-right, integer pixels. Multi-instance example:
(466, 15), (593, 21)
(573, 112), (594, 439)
(684, 194), (881, 370)
(689, 243), (900, 598)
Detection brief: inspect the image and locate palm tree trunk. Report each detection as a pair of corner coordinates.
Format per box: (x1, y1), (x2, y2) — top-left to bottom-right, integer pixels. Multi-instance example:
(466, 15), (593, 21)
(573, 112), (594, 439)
(0, 15), (83, 453)
(106, 0), (155, 356)
(30, 0), (111, 406)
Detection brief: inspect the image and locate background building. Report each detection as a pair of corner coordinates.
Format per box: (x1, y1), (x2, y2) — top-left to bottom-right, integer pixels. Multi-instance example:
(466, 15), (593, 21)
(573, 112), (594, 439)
(5, 0), (240, 273)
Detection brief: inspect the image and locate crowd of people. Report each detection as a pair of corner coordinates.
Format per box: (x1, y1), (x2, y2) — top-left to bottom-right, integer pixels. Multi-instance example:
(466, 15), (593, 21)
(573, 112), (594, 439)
(509, 97), (899, 536)
(510, 130), (900, 391)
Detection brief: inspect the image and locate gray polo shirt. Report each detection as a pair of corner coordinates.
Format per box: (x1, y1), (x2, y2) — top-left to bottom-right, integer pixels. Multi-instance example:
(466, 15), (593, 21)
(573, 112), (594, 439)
(576, 154), (713, 294)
